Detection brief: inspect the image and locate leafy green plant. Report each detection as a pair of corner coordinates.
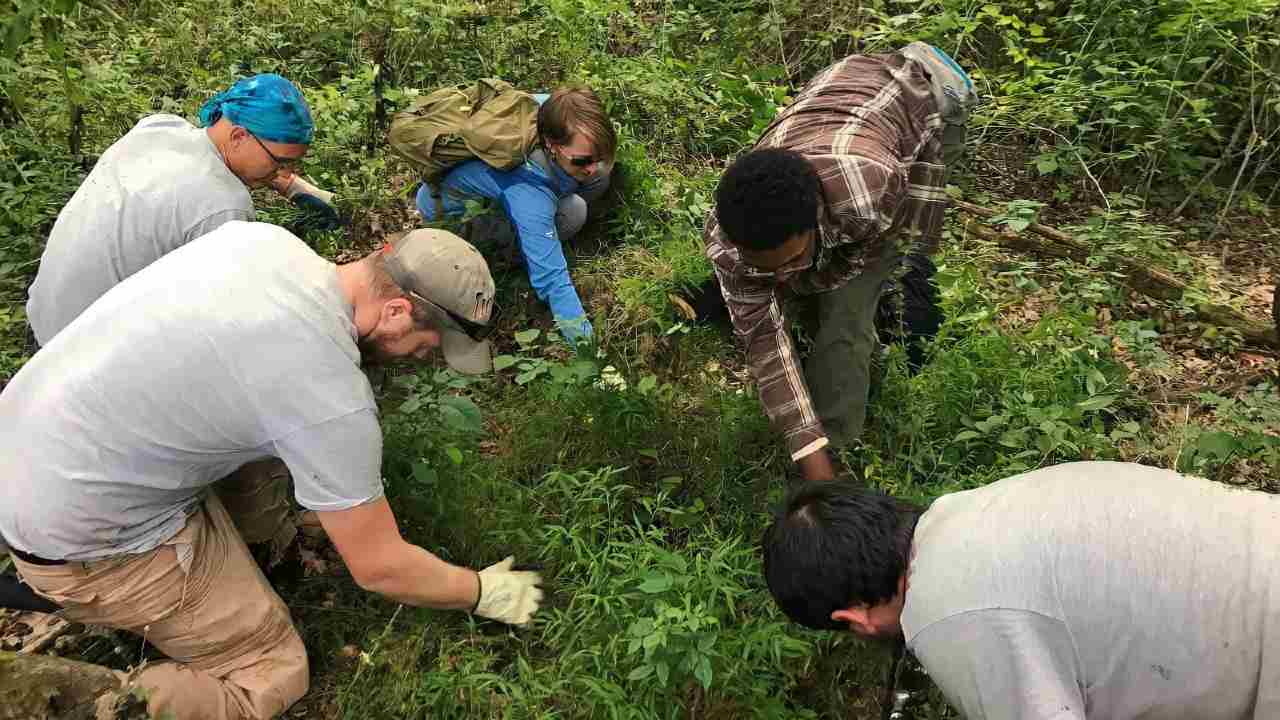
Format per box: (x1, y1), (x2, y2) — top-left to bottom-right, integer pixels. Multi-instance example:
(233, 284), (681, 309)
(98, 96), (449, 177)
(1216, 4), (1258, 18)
(988, 199), (1045, 233)
(493, 328), (601, 388)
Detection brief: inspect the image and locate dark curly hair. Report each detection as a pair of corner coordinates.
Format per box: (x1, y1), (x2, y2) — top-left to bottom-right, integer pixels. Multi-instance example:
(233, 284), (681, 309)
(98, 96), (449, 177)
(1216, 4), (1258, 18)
(763, 480), (922, 631)
(714, 148), (820, 251)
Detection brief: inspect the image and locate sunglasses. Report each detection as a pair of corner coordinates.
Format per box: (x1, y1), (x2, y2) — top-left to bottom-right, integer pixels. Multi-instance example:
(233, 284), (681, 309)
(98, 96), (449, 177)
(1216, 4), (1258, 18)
(249, 132), (303, 171)
(563, 153), (599, 168)
(422, 296), (497, 343)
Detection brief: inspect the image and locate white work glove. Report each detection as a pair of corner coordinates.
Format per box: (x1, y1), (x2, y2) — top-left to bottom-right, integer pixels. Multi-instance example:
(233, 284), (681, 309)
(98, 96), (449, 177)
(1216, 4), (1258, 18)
(280, 173), (341, 230)
(472, 556), (544, 626)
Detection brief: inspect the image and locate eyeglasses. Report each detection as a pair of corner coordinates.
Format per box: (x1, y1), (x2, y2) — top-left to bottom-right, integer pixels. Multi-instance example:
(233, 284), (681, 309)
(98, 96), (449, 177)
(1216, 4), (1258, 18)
(743, 248), (815, 279)
(249, 132), (303, 172)
(422, 296), (497, 342)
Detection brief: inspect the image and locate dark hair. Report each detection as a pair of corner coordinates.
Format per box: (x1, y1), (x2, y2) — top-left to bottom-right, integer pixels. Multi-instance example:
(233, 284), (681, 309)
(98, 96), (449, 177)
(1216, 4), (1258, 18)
(538, 86), (617, 163)
(762, 480), (921, 631)
(714, 148), (819, 251)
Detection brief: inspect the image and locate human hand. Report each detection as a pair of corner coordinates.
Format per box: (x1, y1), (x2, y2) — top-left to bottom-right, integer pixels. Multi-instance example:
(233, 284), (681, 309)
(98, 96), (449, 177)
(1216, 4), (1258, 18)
(280, 174), (341, 230)
(472, 556), (544, 626)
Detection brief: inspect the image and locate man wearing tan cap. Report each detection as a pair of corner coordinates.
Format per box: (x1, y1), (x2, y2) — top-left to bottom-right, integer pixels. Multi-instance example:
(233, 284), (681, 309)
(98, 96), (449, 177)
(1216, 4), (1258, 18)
(0, 222), (540, 720)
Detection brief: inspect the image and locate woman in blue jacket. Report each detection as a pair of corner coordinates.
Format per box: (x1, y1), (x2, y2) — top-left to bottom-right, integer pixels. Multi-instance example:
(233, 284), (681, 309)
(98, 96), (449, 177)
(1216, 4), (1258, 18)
(416, 87), (616, 343)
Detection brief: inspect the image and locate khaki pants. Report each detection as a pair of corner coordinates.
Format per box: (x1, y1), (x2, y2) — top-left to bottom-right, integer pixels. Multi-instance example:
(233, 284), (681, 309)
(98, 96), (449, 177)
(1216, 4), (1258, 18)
(12, 459), (308, 720)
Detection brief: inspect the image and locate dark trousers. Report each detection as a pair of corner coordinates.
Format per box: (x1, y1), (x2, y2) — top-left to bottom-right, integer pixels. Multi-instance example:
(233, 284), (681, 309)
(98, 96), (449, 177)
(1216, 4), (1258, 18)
(691, 248), (941, 451)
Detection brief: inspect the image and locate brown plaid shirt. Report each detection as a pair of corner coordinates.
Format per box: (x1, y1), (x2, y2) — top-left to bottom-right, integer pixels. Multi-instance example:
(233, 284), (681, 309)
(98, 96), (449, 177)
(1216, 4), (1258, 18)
(704, 51), (949, 460)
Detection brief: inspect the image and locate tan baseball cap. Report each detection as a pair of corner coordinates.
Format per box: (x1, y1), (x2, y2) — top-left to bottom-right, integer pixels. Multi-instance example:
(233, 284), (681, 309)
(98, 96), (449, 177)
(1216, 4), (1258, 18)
(383, 228), (496, 374)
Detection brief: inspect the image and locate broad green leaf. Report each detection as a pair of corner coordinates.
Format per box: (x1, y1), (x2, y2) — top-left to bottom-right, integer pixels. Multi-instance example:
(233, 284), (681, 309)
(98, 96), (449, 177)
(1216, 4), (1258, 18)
(953, 430), (981, 442)
(638, 374), (658, 394)
(514, 329), (541, 345)
(437, 395), (482, 433)
(1036, 155), (1058, 174)
(445, 445), (464, 465)
(627, 665), (653, 681)
(411, 461), (436, 485)
(3, 3), (39, 60)
(637, 572), (673, 594)
(1086, 368), (1107, 396)
(998, 429), (1026, 448)
(655, 661), (670, 686)
(1076, 394), (1118, 412)
(694, 655), (713, 689)
(628, 618), (655, 637)
(1195, 431), (1237, 459)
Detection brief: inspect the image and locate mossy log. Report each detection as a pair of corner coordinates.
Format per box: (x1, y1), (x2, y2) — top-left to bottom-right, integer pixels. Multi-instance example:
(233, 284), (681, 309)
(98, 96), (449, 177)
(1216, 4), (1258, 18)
(0, 651), (139, 720)
(954, 200), (1279, 349)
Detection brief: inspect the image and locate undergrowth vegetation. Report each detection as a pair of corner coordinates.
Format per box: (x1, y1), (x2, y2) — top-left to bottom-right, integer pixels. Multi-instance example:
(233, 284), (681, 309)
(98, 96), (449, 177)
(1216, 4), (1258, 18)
(3, 0), (1279, 717)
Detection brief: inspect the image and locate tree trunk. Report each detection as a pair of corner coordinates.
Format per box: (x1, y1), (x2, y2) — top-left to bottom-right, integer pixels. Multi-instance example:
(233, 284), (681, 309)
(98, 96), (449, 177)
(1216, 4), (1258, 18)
(0, 651), (141, 720)
(953, 201), (1280, 349)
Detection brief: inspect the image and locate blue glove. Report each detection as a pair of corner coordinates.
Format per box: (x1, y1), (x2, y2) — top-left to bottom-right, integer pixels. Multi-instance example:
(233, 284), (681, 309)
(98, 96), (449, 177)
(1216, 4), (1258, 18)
(281, 174), (342, 230)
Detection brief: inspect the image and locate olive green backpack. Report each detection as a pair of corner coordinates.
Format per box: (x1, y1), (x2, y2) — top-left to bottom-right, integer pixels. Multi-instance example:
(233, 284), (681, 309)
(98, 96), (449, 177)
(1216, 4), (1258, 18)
(388, 78), (540, 184)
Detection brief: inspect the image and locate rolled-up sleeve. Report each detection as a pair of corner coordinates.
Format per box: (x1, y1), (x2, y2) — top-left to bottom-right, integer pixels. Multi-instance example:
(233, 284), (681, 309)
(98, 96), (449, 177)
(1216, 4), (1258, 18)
(706, 220), (828, 460)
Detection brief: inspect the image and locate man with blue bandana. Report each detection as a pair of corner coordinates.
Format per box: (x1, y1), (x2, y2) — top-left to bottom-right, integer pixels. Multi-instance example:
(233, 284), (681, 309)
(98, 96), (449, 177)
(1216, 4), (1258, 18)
(25, 73), (337, 347)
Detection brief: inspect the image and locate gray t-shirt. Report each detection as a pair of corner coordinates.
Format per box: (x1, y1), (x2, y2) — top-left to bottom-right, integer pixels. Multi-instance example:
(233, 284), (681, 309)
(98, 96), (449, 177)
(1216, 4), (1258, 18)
(0, 221), (382, 561)
(902, 461), (1280, 719)
(26, 114), (253, 346)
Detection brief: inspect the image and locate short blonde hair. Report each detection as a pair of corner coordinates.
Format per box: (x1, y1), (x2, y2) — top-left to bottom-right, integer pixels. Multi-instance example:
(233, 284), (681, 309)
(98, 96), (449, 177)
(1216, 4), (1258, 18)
(538, 86), (617, 162)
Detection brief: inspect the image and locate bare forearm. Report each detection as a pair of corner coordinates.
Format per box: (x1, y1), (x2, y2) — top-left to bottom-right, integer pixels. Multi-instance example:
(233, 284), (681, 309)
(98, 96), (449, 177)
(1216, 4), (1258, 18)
(797, 448), (835, 482)
(360, 543), (480, 611)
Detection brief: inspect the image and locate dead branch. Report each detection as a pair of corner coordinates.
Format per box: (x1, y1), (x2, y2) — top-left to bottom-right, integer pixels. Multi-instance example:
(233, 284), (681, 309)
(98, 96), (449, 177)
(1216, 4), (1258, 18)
(953, 201), (1279, 349)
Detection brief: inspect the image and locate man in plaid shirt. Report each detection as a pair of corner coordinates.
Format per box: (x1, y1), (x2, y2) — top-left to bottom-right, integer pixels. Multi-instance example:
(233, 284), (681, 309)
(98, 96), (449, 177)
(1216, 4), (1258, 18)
(704, 43), (977, 482)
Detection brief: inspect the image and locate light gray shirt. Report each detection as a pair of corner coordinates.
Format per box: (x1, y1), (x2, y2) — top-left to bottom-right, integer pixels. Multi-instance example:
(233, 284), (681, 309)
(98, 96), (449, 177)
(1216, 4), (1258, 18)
(26, 114), (253, 346)
(902, 461), (1280, 720)
(1, 222), (382, 561)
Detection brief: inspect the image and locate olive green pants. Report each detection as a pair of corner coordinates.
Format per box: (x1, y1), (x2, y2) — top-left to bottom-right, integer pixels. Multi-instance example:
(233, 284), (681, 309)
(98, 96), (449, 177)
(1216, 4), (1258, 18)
(800, 246), (903, 450)
(803, 111), (968, 450)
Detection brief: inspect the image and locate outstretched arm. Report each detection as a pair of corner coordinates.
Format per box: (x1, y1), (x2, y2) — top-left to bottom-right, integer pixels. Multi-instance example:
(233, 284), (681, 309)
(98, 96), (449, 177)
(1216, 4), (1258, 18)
(501, 182), (592, 342)
(318, 498), (543, 625)
(318, 498), (478, 609)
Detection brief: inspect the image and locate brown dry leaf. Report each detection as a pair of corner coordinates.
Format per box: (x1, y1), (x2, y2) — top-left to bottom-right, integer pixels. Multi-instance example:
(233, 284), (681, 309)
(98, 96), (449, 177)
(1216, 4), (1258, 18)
(1110, 336), (1138, 374)
(1239, 353), (1270, 368)
(1182, 354), (1212, 375)
(299, 547), (330, 577)
(340, 645), (360, 658)
(1244, 284), (1276, 304)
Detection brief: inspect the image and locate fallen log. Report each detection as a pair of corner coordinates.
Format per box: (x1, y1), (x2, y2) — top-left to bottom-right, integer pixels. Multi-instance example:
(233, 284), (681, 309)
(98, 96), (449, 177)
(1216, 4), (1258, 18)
(0, 651), (144, 720)
(953, 201), (1279, 349)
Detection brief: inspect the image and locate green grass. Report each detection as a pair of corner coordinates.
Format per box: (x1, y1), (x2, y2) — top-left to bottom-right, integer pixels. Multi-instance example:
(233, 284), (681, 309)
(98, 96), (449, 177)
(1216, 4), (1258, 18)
(3, 0), (1279, 718)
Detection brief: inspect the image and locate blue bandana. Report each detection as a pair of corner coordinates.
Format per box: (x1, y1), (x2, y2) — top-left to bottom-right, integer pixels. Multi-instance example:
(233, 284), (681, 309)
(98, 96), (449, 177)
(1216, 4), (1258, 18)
(198, 74), (314, 145)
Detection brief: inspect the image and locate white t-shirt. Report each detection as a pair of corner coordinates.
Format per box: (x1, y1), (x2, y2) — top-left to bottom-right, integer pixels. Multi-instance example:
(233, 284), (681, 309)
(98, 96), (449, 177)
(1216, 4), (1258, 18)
(903, 461), (1280, 719)
(26, 114), (254, 346)
(0, 222), (382, 561)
